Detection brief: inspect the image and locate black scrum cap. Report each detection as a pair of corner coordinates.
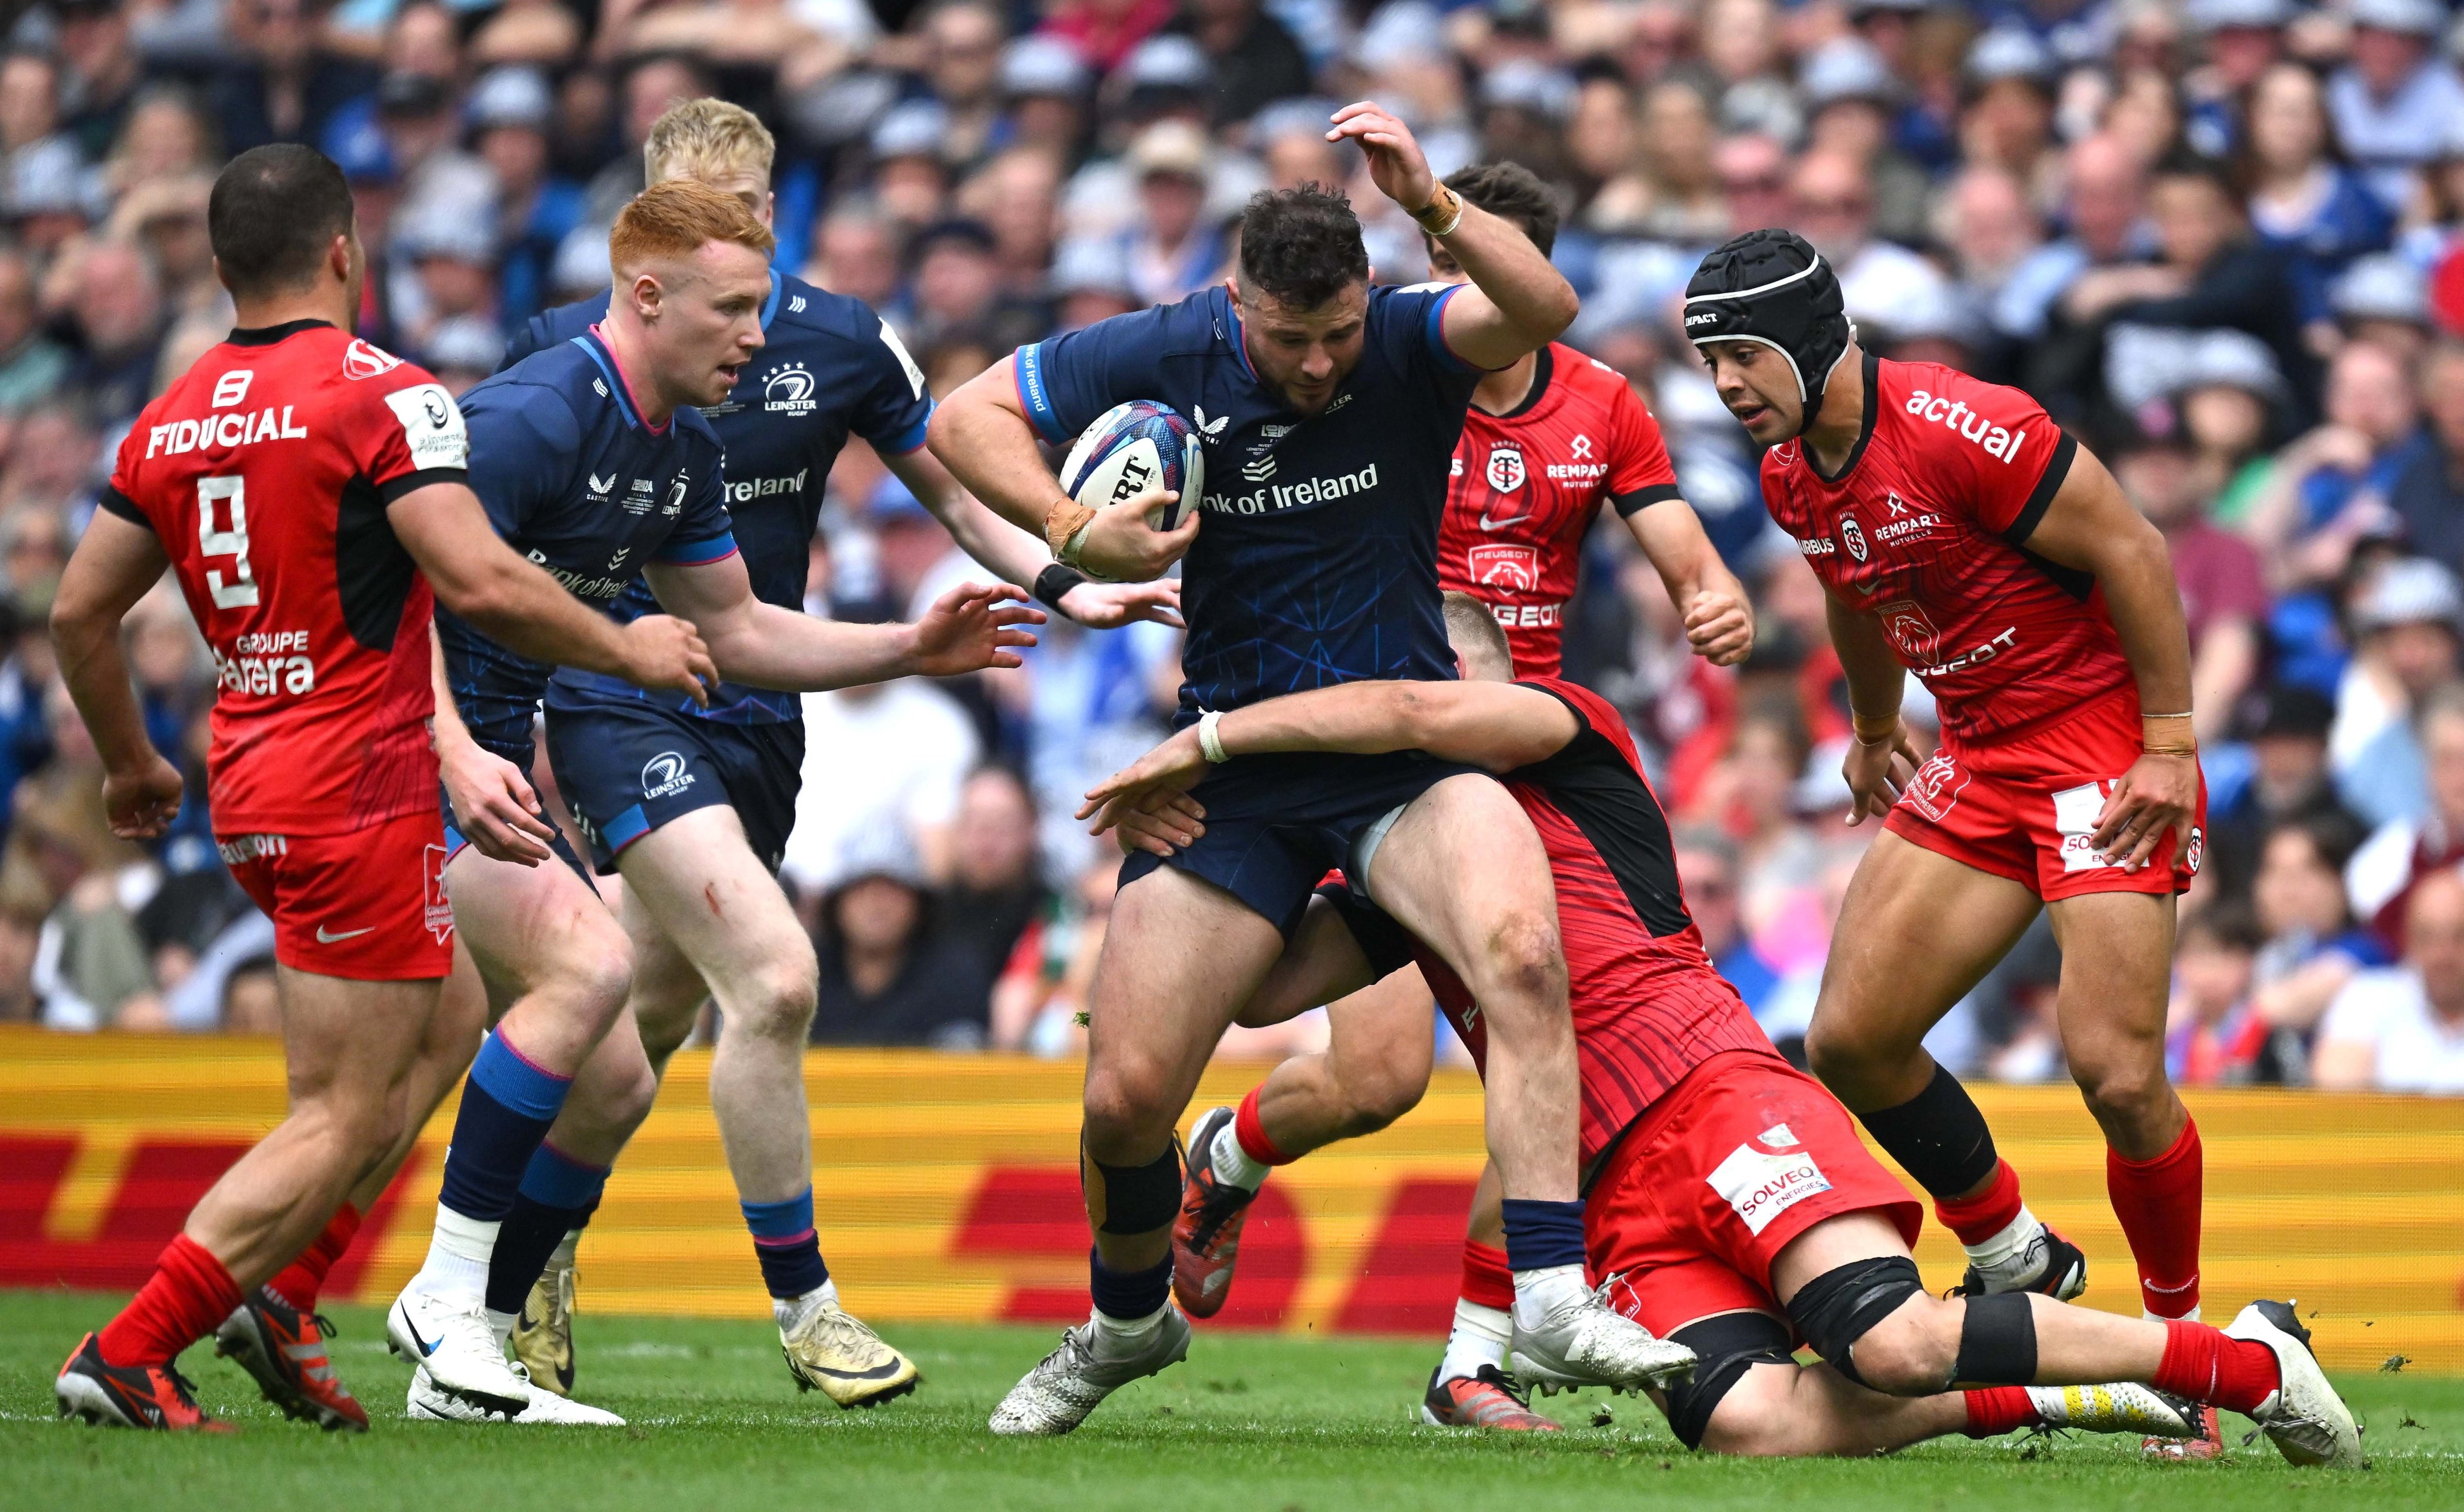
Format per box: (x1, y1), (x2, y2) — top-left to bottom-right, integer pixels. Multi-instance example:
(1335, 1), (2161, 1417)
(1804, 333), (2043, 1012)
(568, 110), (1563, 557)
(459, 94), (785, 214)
(1684, 229), (1854, 438)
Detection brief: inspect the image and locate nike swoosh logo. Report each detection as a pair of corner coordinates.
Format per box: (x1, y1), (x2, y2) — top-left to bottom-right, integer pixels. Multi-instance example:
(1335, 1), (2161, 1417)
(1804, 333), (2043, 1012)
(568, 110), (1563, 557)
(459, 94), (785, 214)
(1477, 510), (1532, 531)
(315, 926), (375, 943)
(402, 1314), (438, 1357)
(808, 1359), (908, 1381)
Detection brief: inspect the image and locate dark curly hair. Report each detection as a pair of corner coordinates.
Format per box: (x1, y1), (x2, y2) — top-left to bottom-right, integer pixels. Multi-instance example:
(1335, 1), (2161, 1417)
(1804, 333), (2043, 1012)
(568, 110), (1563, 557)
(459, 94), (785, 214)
(1443, 161), (1561, 259)
(1237, 182), (1369, 311)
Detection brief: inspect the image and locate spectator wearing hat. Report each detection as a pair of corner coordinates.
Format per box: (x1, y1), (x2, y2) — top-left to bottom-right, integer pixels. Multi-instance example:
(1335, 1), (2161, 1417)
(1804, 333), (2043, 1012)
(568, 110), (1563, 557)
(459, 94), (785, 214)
(1109, 119), (1222, 308)
(2183, 0), (2295, 157)
(1960, 26), (2059, 188)
(390, 189), (499, 360)
(470, 66), (584, 333)
(1167, 0), (1310, 126)
(2330, 0), (2464, 213)
(2236, 61), (2396, 342)
(2, 134), (97, 259)
(998, 34), (1093, 160)
(2115, 430), (2269, 742)
(2206, 684), (2359, 899)
(870, 100), (956, 233)
(809, 814), (995, 1047)
(2385, 340), (2464, 571)
(422, 315), (507, 396)
(2332, 557), (2464, 826)
(2352, 683), (2464, 941)
(2330, 252), (2435, 366)
(2316, 865), (2464, 1091)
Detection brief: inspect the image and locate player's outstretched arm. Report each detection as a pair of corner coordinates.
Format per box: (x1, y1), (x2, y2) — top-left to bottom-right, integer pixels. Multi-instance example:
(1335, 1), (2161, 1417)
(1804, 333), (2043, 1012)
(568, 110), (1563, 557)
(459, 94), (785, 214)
(643, 553), (1042, 691)
(882, 444), (1183, 629)
(928, 357), (1198, 584)
(1080, 680), (1580, 839)
(1327, 101), (1577, 370)
(388, 479), (718, 703)
(1626, 501), (1753, 666)
(51, 511), (184, 840)
(2010, 443), (2200, 872)
(1827, 596), (1922, 826)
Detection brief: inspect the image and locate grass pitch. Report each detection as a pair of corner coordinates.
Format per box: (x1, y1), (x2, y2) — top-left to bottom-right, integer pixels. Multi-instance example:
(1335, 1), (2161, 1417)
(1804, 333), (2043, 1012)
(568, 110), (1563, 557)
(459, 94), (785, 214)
(2, 1290), (2457, 1511)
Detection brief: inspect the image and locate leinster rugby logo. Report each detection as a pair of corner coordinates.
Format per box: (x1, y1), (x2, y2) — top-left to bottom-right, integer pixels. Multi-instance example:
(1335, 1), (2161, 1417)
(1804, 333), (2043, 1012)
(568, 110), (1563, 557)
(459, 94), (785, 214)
(1486, 446), (1526, 493)
(642, 751), (696, 800)
(763, 362), (817, 414)
(1840, 514), (1869, 562)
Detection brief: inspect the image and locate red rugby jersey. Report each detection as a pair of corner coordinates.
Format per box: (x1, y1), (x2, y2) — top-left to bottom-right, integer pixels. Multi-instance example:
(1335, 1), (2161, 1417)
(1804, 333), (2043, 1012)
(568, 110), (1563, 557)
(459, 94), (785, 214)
(1437, 344), (1681, 677)
(1759, 353), (2132, 743)
(1420, 677), (1775, 1166)
(102, 320), (468, 835)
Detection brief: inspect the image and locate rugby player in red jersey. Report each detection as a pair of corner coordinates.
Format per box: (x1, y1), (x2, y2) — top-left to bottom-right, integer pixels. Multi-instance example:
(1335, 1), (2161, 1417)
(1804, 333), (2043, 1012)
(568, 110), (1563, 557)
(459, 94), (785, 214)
(1091, 596), (2357, 1467)
(1423, 163), (1750, 678)
(49, 144), (715, 1432)
(1684, 230), (2220, 1456)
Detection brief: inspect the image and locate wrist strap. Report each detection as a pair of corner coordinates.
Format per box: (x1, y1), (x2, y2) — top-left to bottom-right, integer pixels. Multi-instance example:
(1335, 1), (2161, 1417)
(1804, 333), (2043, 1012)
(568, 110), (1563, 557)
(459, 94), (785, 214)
(1045, 499), (1097, 562)
(1197, 709), (1229, 764)
(1411, 182), (1465, 236)
(2142, 710), (2195, 756)
(1851, 710), (1901, 744)
(1033, 562), (1088, 612)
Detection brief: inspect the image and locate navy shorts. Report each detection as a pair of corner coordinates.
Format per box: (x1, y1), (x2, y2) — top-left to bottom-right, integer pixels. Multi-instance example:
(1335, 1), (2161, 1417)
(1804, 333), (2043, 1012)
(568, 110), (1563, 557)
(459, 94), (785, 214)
(1117, 749), (1478, 938)
(543, 697), (804, 875)
(438, 759), (596, 892)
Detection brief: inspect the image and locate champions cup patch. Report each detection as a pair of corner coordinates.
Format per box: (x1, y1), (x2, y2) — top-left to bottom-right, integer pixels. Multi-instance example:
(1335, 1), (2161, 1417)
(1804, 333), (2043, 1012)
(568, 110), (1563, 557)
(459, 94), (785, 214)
(2053, 781), (2115, 873)
(1708, 1141), (1833, 1235)
(1903, 752), (1971, 823)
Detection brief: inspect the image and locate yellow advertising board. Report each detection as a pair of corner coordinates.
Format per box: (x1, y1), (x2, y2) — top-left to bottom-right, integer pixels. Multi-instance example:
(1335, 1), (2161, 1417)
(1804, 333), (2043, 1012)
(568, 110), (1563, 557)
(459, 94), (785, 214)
(2, 1027), (2456, 1373)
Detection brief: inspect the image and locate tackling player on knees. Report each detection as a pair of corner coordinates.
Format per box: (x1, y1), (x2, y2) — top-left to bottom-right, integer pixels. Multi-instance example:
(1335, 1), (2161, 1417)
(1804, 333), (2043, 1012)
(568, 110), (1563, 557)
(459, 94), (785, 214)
(1687, 231), (2221, 1455)
(1090, 597), (2359, 1468)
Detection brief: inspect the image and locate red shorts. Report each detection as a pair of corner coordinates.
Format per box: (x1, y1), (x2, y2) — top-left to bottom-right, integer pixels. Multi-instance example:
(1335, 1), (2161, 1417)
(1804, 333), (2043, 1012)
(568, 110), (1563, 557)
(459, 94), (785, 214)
(219, 810), (455, 980)
(1883, 692), (2206, 901)
(1585, 1049), (1922, 1336)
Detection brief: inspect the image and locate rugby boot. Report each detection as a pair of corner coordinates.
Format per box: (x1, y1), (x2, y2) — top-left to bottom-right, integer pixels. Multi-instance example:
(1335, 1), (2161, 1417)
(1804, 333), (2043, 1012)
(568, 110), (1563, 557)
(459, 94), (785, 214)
(214, 1287), (369, 1431)
(1509, 1274), (1697, 1394)
(1172, 1106), (1262, 1318)
(509, 1252), (577, 1398)
(988, 1307), (1193, 1436)
(1420, 1364), (1562, 1431)
(408, 1363), (624, 1425)
(386, 1284), (528, 1419)
(781, 1297), (920, 1408)
(2226, 1300), (2362, 1468)
(54, 1333), (232, 1432)
(2023, 1381), (2209, 1443)
(1955, 1224), (2088, 1303)
(2144, 1398), (2227, 1460)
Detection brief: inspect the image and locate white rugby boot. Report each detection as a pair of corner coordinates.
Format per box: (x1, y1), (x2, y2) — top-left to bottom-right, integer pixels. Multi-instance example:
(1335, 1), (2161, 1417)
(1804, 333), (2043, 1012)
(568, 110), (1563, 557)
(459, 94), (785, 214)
(407, 1363), (624, 1425)
(2225, 1300), (2362, 1468)
(1509, 1274), (1697, 1394)
(988, 1307), (1192, 1436)
(2026, 1381), (2210, 1442)
(387, 1284), (528, 1419)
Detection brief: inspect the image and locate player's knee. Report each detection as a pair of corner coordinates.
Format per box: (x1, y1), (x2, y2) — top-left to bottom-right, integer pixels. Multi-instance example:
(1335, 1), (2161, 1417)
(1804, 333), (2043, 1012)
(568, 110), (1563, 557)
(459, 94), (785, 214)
(1839, 1297), (1960, 1396)
(1332, 1062), (1423, 1136)
(1477, 907), (1564, 1006)
(1784, 1254), (1943, 1396)
(728, 952), (819, 1040)
(1801, 1015), (1872, 1087)
(2069, 1053), (2169, 1126)
(1082, 1062), (1173, 1155)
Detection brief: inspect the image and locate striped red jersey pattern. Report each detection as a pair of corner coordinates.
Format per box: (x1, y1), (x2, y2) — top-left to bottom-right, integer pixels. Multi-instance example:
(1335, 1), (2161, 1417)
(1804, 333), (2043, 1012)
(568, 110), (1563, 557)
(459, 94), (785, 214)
(1758, 352), (2130, 744)
(1437, 343), (1680, 677)
(1421, 677), (1773, 1166)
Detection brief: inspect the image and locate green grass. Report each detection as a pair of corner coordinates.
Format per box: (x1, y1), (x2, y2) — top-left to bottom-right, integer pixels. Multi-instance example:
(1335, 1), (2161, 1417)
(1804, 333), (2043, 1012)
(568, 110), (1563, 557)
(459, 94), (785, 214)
(3, 1290), (2458, 1511)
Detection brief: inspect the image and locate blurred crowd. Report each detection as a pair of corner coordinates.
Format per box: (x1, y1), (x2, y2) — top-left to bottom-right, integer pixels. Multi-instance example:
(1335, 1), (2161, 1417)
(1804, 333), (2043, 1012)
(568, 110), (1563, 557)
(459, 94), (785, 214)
(4, 0), (2464, 1092)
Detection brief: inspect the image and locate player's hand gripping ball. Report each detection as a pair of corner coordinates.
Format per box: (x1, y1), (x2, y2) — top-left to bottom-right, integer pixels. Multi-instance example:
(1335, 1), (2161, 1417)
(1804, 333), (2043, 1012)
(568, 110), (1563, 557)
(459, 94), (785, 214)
(1060, 401), (1206, 531)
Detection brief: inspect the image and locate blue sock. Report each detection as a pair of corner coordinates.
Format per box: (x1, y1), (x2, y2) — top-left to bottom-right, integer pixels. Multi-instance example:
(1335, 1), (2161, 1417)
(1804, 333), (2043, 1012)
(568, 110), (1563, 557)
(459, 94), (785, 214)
(484, 1142), (608, 1316)
(438, 1033), (573, 1224)
(1088, 1248), (1172, 1322)
(1499, 1198), (1587, 1273)
(742, 1189), (829, 1300)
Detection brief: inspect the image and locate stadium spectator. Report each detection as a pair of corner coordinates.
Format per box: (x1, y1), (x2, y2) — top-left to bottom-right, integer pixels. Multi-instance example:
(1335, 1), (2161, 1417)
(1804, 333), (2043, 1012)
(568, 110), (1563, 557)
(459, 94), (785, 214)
(2347, 687), (2464, 948)
(2386, 340), (2464, 571)
(2247, 811), (2388, 1080)
(2206, 683), (2356, 901)
(2328, 556), (2462, 826)
(2116, 430), (2266, 741)
(2166, 901), (2265, 1086)
(2315, 864), (2464, 1091)
(809, 817), (992, 1048)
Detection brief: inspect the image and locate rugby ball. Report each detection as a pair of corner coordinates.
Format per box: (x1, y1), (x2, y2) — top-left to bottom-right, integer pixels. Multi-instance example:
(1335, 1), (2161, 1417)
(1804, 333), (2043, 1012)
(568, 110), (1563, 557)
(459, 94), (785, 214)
(1059, 401), (1205, 531)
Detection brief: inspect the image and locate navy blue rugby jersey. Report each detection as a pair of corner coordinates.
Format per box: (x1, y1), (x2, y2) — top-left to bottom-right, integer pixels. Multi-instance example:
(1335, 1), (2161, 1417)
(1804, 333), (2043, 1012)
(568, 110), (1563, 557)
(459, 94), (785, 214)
(506, 272), (933, 724)
(1014, 281), (1483, 719)
(441, 327), (738, 760)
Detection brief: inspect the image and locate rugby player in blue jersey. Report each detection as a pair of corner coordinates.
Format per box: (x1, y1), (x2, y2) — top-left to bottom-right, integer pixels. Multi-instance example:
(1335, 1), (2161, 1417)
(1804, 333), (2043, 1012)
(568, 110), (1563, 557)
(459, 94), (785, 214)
(931, 101), (1698, 1434)
(383, 178), (1039, 1424)
(445, 100), (1180, 1409)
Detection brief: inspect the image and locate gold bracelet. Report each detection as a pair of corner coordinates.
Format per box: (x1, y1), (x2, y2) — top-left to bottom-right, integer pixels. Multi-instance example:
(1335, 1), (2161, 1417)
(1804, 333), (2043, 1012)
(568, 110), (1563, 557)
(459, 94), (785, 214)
(2144, 742), (2198, 757)
(1044, 499), (1096, 562)
(1410, 183), (1464, 236)
(1851, 710), (1901, 743)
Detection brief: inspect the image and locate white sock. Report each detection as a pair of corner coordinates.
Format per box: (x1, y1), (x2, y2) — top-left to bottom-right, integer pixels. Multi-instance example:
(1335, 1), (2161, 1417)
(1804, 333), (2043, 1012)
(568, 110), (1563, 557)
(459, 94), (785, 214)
(487, 1308), (517, 1350)
(775, 1277), (841, 1334)
(1210, 1122), (1269, 1190)
(414, 1206), (498, 1303)
(1962, 1205), (2045, 1273)
(1438, 1298), (1512, 1381)
(1090, 1300), (1169, 1355)
(1509, 1264), (1588, 1334)
(549, 1230), (581, 1270)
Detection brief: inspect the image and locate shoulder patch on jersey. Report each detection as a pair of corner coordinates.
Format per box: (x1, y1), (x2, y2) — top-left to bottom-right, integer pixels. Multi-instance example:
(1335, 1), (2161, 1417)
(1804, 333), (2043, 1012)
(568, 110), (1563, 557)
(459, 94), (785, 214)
(1394, 281), (1453, 293)
(877, 318), (926, 401)
(384, 382), (470, 470)
(345, 339), (405, 380)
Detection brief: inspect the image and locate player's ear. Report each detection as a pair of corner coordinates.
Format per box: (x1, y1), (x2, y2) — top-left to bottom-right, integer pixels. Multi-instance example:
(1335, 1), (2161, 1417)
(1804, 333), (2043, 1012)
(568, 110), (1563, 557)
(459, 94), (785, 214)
(326, 233), (352, 284)
(1223, 274), (1240, 307)
(630, 269), (663, 320)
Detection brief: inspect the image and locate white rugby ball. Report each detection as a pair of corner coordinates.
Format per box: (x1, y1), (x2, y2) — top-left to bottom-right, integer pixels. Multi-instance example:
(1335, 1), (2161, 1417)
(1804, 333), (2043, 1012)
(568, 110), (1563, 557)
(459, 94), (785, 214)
(1058, 400), (1206, 530)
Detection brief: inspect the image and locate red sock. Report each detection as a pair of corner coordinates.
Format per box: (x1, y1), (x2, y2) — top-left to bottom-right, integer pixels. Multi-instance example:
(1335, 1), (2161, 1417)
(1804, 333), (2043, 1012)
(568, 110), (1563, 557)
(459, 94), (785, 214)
(2108, 1118), (2203, 1319)
(263, 1203), (362, 1312)
(1962, 1385), (2042, 1438)
(1935, 1159), (2025, 1246)
(2152, 1319), (2280, 1415)
(1459, 1240), (1515, 1312)
(1232, 1086), (1296, 1166)
(97, 1233), (243, 1369)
